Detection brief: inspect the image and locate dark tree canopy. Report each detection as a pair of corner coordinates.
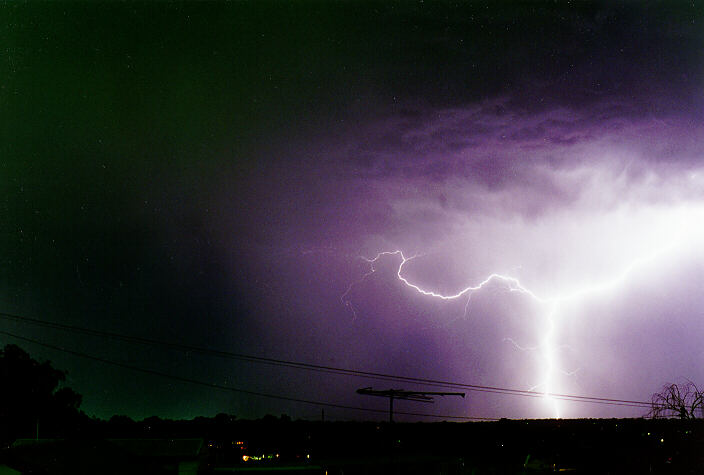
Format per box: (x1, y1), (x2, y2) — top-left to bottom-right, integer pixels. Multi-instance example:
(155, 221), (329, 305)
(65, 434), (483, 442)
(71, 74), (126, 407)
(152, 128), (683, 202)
(0, 344), (82, 441)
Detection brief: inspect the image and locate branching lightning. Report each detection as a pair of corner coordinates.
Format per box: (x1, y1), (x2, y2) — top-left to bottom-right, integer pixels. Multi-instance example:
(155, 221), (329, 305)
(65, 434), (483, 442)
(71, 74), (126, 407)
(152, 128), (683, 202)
(340, 205), (703, 417)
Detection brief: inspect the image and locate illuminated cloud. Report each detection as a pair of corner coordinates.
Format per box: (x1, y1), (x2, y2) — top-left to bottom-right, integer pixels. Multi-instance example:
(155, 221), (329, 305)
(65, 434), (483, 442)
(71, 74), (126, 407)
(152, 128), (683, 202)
(6, 1), (703, 420)
(317, 96), (704, 418)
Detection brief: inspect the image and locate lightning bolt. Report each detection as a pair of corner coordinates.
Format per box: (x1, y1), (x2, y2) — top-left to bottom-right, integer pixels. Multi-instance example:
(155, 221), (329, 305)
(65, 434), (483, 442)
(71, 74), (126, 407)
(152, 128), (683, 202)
(339, 201), (704, 417)
(341, 237), (688, 418)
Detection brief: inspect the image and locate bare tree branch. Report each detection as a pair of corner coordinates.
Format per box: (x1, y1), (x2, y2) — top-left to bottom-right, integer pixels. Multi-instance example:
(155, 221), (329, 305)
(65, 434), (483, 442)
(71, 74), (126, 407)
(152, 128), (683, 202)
(650, 380), (703, 419)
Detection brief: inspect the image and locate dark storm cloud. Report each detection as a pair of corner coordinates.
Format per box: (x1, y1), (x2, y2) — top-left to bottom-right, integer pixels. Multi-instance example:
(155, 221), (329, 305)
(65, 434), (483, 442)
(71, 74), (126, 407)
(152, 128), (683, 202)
(3, 1), (704, 420)
(333, 95), (704, 226)
(346, 94), (702, 175)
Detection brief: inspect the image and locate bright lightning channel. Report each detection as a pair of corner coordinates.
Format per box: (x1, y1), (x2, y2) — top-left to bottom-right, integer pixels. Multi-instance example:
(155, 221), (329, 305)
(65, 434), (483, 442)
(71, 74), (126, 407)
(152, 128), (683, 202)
(341, 231), (691, 418)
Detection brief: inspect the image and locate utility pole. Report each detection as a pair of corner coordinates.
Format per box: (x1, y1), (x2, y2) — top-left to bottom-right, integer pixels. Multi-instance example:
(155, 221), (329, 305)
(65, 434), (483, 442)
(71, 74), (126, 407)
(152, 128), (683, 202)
(356, 388), (465, 423)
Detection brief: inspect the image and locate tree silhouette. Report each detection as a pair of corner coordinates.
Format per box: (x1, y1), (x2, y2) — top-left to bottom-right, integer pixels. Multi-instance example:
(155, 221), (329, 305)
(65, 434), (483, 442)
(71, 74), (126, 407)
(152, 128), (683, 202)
(0, 344), (82, 442)
(650, 380), (703, 419)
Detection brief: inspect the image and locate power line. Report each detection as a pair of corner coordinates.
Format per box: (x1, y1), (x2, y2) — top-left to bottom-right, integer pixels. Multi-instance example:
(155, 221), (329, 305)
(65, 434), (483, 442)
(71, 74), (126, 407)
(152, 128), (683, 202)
(0, 311), (653, 409)
(0, 311), (654, 410)
(0, 328), (493, 421)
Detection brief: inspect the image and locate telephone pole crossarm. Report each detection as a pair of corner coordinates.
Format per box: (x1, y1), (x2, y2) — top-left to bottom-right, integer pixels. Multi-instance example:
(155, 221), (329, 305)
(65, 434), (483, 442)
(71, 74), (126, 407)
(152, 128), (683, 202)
(356, 387), (466, 422)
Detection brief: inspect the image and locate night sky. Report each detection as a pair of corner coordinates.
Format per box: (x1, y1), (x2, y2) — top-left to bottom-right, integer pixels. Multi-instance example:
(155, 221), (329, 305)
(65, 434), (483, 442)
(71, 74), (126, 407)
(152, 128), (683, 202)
(3, 1), (704, 421)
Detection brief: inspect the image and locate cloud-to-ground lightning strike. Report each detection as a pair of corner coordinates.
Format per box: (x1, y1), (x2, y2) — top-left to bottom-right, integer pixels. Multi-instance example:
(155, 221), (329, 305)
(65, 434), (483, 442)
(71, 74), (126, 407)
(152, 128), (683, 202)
(341, 223), (695, 417)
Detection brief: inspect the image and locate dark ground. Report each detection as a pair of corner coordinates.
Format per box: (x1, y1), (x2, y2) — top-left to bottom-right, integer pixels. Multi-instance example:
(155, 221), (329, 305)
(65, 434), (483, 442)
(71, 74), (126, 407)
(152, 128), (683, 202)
(3, 416), (703, 474)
